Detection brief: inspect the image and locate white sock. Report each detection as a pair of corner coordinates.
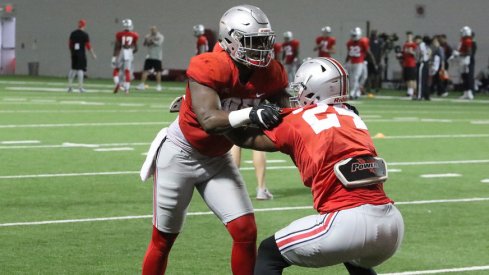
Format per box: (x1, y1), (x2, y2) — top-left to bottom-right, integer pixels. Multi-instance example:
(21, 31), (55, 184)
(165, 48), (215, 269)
(68, 70), (76, 87)
(77, 70), (84, 88)
(124, 82), (130, 91)
(407, 88), (413, 96)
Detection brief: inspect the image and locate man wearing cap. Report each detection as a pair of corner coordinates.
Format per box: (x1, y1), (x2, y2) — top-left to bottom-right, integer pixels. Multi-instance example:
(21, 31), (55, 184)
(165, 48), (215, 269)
(68, 19), (96, 93)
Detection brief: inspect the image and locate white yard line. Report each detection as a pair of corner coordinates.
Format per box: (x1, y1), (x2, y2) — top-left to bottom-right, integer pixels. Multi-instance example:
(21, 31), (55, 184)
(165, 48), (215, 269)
(93, 147), (134, 152)
(376, 134), (489, 139)
(420, 173), (462, 178)
(0, 121), (169, 128)
(0, 140), (40, 144)
(0, 197), (488, 227)
(0, 159), (488, 179)
(481, 179), (489, 183)
(0, 142), (150, 149)
(380, 265), (489, 275)
(0, 109), (162, 114)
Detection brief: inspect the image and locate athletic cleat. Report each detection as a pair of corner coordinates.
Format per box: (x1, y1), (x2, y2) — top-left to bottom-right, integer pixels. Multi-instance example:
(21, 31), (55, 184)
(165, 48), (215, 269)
(136, 83), (145, 90)
(113, 84), (120, 94)
(156, 85), (162, 92)
(256, 188), (273, 200)
(79, 88), (86, 93)
(67, 87), (73, 93)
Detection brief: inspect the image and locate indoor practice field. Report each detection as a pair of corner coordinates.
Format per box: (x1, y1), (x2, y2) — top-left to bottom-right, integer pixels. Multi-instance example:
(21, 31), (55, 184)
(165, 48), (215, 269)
(0, 76), (488, 275)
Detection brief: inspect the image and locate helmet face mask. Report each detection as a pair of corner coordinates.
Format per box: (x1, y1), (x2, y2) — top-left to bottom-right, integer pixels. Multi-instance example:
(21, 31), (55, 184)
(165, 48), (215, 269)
(219, 5), (276, 67)
(289, 57), (349, 107)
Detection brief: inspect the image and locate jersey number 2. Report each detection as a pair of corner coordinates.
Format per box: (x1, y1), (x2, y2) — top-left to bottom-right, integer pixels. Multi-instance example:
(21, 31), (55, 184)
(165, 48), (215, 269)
(302, 105), (367, 134)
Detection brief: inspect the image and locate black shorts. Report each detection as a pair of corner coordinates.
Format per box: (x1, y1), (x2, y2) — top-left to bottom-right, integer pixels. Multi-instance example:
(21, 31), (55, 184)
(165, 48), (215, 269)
(71, 53), (87, 71)
(403, 67), (416, 81)
(143, 59), (162, 72)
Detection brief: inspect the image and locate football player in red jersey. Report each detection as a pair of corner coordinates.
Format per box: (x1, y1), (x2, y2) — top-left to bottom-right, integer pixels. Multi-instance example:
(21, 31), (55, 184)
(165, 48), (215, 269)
(346, 27), (377, 99)
(402, 31), (418, 97)
(111, 19), (139, 94)
(314, 26), (336, 58)
(225, 57), (404, 275)
(281, 31), (300, 81)
(193, 24), (209, 55)
(457, 26), (474, 100)
(140, 5), (290, 275)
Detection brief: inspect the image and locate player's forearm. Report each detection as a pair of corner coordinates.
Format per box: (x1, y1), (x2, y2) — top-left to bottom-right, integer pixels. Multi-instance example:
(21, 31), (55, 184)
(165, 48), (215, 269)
(225, 127), (277, 152)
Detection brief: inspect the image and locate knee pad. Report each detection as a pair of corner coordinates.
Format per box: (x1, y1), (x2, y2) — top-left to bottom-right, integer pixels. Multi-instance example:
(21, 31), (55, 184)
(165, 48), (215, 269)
(226, 214), (257, 242)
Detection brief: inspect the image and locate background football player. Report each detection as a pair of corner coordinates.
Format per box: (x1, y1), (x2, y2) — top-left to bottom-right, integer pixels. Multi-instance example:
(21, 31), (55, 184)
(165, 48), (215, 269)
(346, 27), (377, 99)
(111, 19), (139, 94)
(281, 31), (300, 82)
(193, 24), (209, 55)
(141, 5), (290, 275)
(226, 57), (404, 275)
(314, 26), (336, 58)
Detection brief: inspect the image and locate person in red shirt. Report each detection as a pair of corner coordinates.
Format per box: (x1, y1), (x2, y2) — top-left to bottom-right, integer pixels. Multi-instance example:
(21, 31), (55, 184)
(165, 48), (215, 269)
(281, 31), (300, 81)
(273, 42), (282, 61)
(314, 26), (336, 58)
(346, 27), (377, 99)
(140, 5), (290, 275)
(111, 19), (139, 94)
(457, 26), (474, 99)
(402, 31), (418, 97)
(193, 24), (209, 55)
(226, 57), (404, 275)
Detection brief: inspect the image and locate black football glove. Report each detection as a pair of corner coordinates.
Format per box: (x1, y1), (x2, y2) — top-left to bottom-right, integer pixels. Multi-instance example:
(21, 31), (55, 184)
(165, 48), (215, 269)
(249, 103), (282, 130)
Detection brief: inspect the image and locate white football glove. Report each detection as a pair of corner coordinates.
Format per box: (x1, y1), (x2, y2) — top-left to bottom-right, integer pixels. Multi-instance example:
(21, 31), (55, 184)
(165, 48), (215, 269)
(111, 56), (117, 68)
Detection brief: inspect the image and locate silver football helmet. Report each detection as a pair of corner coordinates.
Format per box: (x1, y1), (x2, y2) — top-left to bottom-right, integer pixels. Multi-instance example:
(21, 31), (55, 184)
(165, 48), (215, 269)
(460, 26), (472, 37)
(321, 26), (332, 35)
(290, 57), (349, 106)
(218, 5), (275, 67)
(283, 31), (293, 42)
(122, 19), (133, 31)
(351, 27), (362, 41)
(193, 24), (205, 37)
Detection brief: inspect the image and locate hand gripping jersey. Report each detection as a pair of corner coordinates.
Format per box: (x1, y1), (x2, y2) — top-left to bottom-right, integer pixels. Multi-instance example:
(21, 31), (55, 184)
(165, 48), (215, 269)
(282, 39), (300, 64)
(346, 37), (369, 64)
(316, 36), (336, 57)
(180, 44), (288, 156)
(402, 42), (418, 68)
(264, 104), (392, 213)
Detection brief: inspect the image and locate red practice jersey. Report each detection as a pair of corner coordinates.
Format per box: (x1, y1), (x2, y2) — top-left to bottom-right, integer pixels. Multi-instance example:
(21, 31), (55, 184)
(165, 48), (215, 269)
(346, 37), (369, 64)
(196, 35), (209, 55)
(402, 42), (418, 68)
(458, 37), (473, 56)
(316, 36), (336, 57)
(282, 39), (300, 64)
(116, 30), (139, 49)
(273, 43), (282, 60)
(265, 104), (392, 213)
(180, 43), (288, 157)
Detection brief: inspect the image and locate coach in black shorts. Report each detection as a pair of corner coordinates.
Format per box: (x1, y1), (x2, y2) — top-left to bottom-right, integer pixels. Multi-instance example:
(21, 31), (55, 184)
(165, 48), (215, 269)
(137, 26), (164, 91)
(68, 19), (96, 93)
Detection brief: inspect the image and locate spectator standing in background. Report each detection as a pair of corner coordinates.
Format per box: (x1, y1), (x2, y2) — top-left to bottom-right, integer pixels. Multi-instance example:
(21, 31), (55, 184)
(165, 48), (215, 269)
(414, 35), (431, 101)
(430, 37), (446, 97)
(314, 26), (336, 58)
(402, 31), (417, 97)
(438, 34), (452, 97)
(137, 26), (164, 92)
(68, 19), (96, 93)
(367, 30), (382, 93)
